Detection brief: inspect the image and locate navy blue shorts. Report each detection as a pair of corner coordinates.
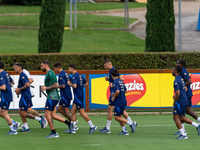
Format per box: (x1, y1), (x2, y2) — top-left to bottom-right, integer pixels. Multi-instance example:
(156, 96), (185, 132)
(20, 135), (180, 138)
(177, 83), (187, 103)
(173, 102), (187, 116)
(19, 99), (33, 111)
(0, 101), (10, 110)
(45, 99), (59, 111)
(109, 96), (115, 106)
(114, 106), (125, 116)
(59, 99), (71, 108)
(187, 97), (192, 107)
(73, 97), (84, 110)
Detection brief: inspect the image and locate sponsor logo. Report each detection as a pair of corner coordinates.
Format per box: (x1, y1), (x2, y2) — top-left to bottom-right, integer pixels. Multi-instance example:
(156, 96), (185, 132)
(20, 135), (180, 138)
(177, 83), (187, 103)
(106, 74), (146, 106)
(190, 74), (200, 105)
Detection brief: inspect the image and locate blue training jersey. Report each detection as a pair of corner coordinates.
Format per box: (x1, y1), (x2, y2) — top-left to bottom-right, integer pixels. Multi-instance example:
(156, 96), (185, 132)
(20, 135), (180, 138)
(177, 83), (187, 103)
(112, 78), (127, 108)
(72, 72), (86, 100)
(0, 71), (13, 102)
(58, 70), (72, 100)
(174, 75), (188, 105)
(18, 72), (32, 101)
(181, 67), (193, 97)
(109, 67), (120, 94)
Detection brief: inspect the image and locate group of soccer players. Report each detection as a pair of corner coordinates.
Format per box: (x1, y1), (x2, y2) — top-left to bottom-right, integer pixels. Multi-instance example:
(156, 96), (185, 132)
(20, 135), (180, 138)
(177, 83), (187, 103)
(1, 58), (200, 139)
(173, 59), (200, 139)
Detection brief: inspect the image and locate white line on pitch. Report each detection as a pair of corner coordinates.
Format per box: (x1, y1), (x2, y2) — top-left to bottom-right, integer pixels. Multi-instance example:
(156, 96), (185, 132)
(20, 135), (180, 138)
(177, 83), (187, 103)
(81, 144), (101, 146)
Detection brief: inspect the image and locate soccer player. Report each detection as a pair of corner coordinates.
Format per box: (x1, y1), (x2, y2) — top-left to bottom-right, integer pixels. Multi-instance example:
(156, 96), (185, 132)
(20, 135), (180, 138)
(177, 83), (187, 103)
(40, 60), (71, 138)
(174, 59), (200, 135)
(13, 63), (47, 130)
(99, 59), (137, 133)
(172, 66), (200, 139)
(54, 62), (78, 132)
(0, 61), (19, 135)
(14, 63), (47, 132)
(111, 69), (137, 135)
(67, 64), (97, 134)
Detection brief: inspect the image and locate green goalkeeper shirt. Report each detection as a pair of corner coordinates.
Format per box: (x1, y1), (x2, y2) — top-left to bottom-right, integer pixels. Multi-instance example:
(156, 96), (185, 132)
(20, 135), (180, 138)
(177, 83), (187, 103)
(44, 69), (60, 100)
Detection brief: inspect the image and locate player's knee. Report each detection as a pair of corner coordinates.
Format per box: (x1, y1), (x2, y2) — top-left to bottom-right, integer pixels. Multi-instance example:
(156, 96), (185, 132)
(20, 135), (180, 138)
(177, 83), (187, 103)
(57, 107), (62, 113)
(114, 116), (119, 121)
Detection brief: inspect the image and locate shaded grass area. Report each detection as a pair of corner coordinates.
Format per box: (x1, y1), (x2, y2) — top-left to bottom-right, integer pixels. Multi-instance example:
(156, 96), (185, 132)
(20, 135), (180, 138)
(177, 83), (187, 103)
(0, 28), (145, 54)
(0, 13), (137, 29)
(0, 2), (146, 14)
(0, 114), (200, 150)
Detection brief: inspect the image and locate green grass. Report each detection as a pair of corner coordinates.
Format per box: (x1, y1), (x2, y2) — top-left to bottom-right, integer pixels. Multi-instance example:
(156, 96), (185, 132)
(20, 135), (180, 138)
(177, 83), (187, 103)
(0, 2), (146, 14)
(0, 13), (137, 28)
(0, 28), (145, 54)
(0, 114), (200, 150)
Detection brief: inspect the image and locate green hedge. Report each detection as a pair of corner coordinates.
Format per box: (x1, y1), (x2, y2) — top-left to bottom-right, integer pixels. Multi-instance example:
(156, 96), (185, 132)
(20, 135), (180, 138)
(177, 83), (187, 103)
(1, 53), (200, 71)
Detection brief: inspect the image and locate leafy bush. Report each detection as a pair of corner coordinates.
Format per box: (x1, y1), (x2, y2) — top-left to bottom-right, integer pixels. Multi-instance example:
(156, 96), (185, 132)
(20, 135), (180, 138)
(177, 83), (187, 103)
(1, 52), (200, 71)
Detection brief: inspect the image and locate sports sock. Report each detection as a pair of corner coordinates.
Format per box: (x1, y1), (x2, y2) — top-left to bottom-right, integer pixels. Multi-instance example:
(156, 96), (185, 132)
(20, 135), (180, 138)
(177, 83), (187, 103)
(35, 116), (41, 121)
(122, 126), (127, 132)
(11, 119), (16, 124)
(179, 128), (186, 136)
(181, 123), (185, 131)
(192, 121), (198, 128)
(87, 120), (95, 128)
(23, 123), (29, 129)
(197, 117), (200, 122)
(106, 120), (112, 130)
(64, 120), (71, 125)
(127, 121), (132, 125)
(126, 117), (133, 124)
(51, 129), (56, 134)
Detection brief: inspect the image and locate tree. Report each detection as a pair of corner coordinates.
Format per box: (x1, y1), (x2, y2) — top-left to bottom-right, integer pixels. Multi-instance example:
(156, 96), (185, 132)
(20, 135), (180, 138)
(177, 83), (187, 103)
(38, 0), (66, 53)
(145, 0), (175, 52)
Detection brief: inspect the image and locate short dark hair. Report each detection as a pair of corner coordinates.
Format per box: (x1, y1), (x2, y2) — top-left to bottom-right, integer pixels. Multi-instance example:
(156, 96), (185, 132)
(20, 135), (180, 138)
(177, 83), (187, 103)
(69, 64), (77, 70)
(103, 59), (111, 64)
(14, 63), (24, 70)
(174, 66), (182, 74)
(178, 59), (186, 68)
(0, 61), (4, 69)
(53, 62), (62, 68)
(42, 60), (50, 66)
(111, 69), (119, 77)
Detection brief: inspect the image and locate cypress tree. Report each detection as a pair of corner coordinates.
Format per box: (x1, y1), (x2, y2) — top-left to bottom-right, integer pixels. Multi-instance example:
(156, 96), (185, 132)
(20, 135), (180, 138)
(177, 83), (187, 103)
(145, 0), (175, 52)
(38, 0), (66, 53)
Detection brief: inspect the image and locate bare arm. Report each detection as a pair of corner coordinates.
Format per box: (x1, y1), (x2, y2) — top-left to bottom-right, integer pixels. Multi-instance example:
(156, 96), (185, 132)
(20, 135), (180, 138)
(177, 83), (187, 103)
(10, 81), (15, 86)
(0, 85), (6, 90)
(41, 82), (58, 91)
(83, 82), (88, 87)
(67, 80), (77, 88)
(29, 78), (34, 84)
(185, 78), (192, 86)
(58, 84), (65, 89)
(173, 90), (180, 105)
(111, 90), (120, 101)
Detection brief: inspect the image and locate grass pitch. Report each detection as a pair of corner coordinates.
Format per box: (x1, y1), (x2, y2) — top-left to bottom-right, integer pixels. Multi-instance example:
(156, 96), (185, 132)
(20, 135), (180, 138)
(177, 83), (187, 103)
(0, 113), (200, 150)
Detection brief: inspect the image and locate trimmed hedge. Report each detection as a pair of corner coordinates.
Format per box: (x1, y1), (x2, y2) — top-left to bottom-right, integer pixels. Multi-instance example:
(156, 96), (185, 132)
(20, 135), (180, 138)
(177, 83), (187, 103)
(1, 53), (200, 71)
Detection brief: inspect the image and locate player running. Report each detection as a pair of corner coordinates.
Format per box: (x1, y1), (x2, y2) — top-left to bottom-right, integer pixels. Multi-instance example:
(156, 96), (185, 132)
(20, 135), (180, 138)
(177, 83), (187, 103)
(14, 63), (47, 130)
(0, 61), (19, 135)
(172, 66), (200, 139)
(110, 69), (137, 135)
(174, 59), (200, 135)
(40, 60), (71, 138)
(53, 62), (78, 132)
(67, 64), (97, 134)
(14, 63), (47, 132)
(99, 59), (137, 134)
